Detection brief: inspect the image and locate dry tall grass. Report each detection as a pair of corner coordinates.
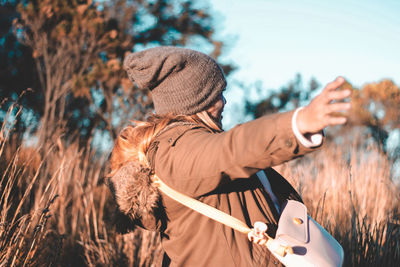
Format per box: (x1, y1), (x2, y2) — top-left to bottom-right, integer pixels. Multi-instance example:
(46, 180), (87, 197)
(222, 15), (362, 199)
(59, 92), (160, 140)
(1, 105), (399, 266)
(278, 138), (400, 266)
(0, 104), (162, 266)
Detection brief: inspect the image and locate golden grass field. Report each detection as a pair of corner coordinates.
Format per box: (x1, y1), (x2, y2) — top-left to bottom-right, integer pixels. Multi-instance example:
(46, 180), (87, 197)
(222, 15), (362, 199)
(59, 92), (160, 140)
(1, 105), (399, 266)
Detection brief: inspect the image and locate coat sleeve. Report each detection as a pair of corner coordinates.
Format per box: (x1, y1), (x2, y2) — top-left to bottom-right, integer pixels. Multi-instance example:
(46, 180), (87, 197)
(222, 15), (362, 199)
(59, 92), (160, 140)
(153, 110), (322, 197)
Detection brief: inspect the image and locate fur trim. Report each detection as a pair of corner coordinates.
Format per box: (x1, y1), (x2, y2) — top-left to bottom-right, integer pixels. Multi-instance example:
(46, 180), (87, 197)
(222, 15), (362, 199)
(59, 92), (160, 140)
(108, 161), (166, 231)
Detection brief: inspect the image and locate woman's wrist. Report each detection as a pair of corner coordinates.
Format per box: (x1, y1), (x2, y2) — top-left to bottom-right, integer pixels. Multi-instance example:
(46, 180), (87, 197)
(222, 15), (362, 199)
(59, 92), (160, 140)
(292, 107), (323, 148)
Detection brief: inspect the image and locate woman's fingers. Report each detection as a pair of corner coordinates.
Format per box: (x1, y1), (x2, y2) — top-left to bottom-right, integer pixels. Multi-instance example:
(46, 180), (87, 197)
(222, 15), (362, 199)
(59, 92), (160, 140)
(296, 76), (353, 134)
(327, 102), (351, 114)
(327, 116), (347, 126)
(326, 89), (352, 103)
(323, 76), (346, 92)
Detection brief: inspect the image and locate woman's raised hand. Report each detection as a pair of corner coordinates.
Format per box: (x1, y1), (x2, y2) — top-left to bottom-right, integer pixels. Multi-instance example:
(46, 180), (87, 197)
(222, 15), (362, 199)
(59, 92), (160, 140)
(296, 77), (351, 135)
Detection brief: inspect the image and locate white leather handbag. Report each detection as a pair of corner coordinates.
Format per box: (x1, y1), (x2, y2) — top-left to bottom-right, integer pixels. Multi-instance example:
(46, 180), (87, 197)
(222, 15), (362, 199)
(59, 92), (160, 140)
(268, 200), (344, 267)
(256, 171), (344, 267)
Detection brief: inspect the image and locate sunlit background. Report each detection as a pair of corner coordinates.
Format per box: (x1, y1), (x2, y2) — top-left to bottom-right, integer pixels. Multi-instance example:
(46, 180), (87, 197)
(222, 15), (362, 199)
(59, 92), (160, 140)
(1, 1), (399, 265)
(209, 0), (400, 126)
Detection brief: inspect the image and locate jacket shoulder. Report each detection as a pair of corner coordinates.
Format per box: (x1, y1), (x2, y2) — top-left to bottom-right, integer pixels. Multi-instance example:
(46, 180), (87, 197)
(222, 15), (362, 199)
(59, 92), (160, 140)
(155, 121), (212, 147)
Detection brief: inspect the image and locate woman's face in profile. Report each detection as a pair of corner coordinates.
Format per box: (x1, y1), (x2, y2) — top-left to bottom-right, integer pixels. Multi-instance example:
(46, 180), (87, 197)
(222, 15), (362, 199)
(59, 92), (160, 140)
(207, 94), (226, 124)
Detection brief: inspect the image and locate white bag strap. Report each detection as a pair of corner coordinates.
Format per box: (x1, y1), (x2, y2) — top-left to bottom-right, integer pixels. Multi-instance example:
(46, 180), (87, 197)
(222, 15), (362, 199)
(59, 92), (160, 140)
(152, 175), (294, 257)
(152, 175), (251, 234)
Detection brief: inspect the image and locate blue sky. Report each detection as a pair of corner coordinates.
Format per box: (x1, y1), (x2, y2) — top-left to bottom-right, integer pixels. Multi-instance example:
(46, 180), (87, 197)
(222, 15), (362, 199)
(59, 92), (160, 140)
(207, 0), (400, 126)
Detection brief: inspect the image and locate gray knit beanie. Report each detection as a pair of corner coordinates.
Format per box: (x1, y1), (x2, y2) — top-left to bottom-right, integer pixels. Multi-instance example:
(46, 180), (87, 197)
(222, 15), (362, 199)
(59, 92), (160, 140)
(123, 46), (226, 115)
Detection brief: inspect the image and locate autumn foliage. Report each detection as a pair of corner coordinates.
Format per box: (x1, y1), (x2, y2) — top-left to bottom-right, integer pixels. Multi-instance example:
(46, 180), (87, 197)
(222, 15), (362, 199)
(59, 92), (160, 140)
(0, 0), (399, 266)
(2, 0), (227, 143)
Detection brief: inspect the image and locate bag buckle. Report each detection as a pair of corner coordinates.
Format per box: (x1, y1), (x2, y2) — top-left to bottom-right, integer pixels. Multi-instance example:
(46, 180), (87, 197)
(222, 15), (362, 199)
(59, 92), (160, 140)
(249, 222), (294, 257)
(271, 242), (294, 257)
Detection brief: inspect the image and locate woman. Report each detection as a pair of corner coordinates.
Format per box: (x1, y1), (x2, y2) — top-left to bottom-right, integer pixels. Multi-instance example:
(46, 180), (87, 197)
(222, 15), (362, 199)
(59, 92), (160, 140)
(108, 46), (351, 266)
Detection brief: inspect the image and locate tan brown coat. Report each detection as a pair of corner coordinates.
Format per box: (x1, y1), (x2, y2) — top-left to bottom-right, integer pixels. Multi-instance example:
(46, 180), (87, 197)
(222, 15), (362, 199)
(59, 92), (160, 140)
(145, 110), (321, 266)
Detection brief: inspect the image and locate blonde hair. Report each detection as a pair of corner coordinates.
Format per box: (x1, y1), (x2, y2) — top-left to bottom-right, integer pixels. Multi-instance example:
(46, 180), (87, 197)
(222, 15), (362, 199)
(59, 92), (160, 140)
(108, 111), (221, 177)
